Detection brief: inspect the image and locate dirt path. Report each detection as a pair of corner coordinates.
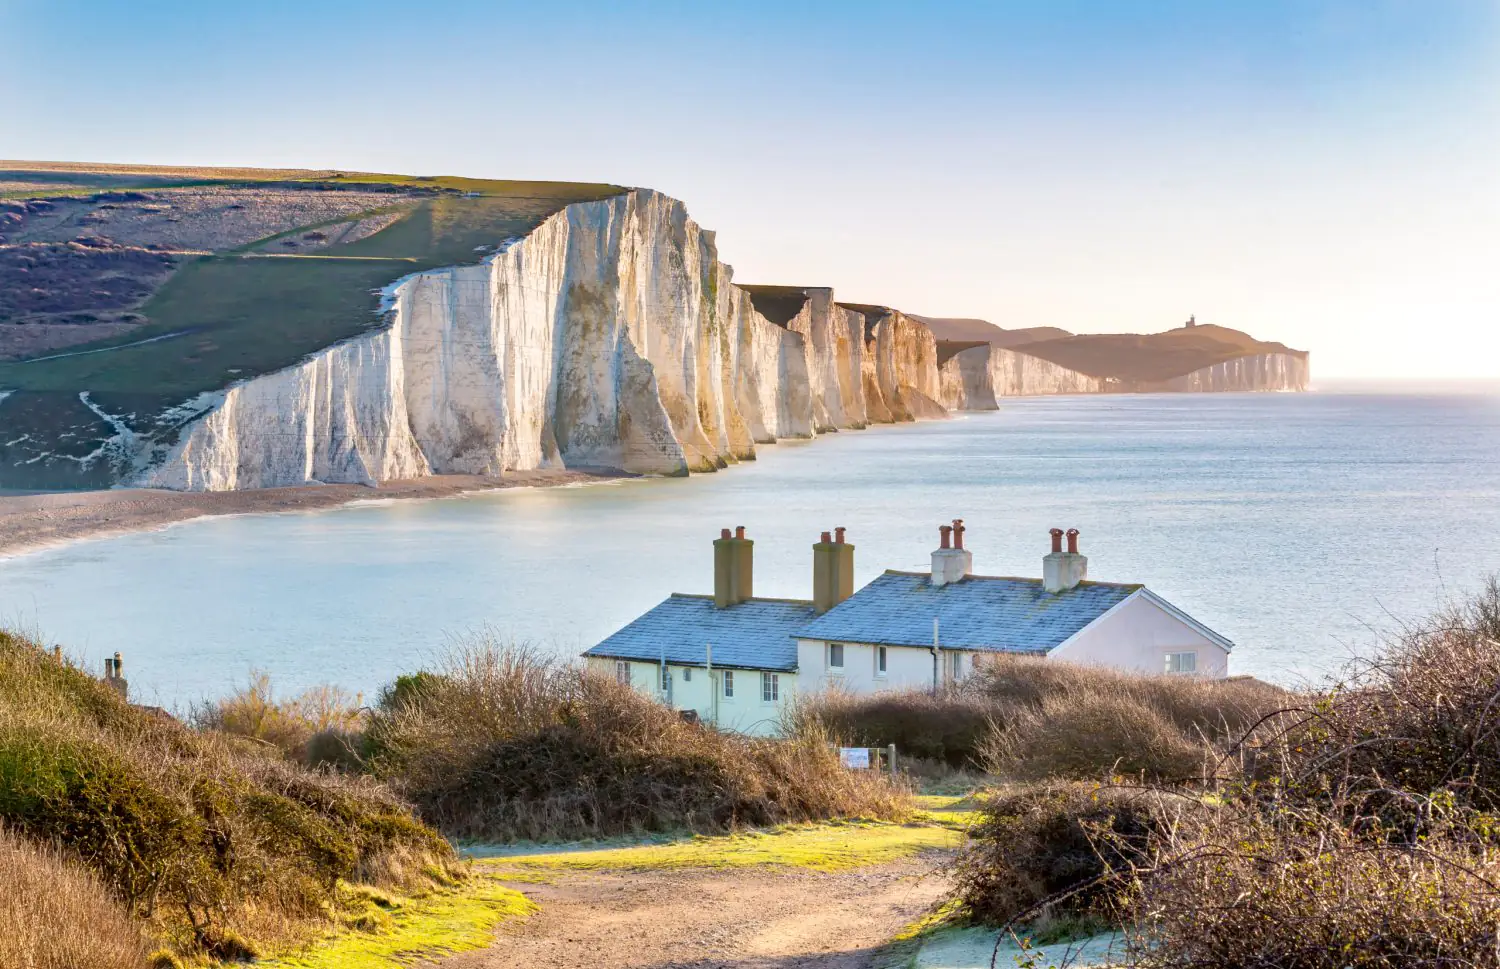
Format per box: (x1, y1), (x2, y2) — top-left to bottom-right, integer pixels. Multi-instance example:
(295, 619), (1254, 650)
(445, 858), (950, 969)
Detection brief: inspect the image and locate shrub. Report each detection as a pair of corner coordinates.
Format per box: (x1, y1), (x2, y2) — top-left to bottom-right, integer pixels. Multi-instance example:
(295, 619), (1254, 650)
(797, 656), (1286, 781)
(0, 631), (452, 959)
(366, 640), (909, 841)
(1128, 809), (1500, 969)
(195, 672), (364, 764)
(950, 781), (1177, 930)
(791, 687), (991, 766)
(1121, 578), (1500, 966)
(0, 827), (150, 969)
(983, 688), (1212, 782)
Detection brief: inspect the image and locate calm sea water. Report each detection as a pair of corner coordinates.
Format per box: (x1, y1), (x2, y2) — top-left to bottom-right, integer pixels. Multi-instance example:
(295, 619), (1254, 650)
(2, 388), (1497, 708)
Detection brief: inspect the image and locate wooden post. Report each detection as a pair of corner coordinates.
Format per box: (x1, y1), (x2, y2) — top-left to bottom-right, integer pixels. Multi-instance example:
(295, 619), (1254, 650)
(887, 744), (898, 777)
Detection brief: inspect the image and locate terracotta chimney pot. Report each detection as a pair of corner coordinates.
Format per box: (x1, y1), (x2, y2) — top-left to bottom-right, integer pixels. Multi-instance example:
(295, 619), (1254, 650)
(735, 525), (746, 539)
(939, 525), (952, 549)
(1050, 528), (1064, 554)
(1067, 528), (1080, 554)
(835, 526), (846, 545)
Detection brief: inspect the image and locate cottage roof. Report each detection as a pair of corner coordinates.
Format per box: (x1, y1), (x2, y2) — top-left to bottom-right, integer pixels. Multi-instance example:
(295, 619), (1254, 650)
(583, 594), (814, 672)
(795, 570), (1144, 653)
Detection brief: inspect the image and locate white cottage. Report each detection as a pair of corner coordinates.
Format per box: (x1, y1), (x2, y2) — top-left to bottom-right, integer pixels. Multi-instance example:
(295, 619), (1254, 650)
(583, 523), (1233, 736)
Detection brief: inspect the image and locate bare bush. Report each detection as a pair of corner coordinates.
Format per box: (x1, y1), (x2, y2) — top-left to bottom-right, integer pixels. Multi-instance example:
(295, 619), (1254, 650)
(0, 827), (150, 969)
(195, 671), (364, 764)
(983, 688), (1213, 782)
(790, 686), (992, 766)
(366, 640), (910, 841)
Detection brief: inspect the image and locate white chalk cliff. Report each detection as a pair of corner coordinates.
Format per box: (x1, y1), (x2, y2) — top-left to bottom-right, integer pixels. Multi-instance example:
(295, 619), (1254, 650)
(142, 191), (949, 491)
(139, 189), (1311, 492)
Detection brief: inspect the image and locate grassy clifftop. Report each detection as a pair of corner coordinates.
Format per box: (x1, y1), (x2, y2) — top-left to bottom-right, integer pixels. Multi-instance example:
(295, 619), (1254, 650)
(0, 161), (624, 488)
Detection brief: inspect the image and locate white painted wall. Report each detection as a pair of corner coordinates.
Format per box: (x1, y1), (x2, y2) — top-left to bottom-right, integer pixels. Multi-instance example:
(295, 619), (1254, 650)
(584, 657), (795, 737)
(795, 639), (956, 694)
(1047, 592), (1230, 678)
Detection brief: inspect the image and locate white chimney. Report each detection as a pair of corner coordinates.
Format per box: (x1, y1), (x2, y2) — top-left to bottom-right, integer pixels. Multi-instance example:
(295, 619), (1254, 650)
(1043, 528), (1088, 593)
(930, 520), (972, 587)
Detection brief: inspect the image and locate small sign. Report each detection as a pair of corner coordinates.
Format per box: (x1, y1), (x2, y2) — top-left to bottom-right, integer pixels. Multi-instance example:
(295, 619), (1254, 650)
(839, 747), (870, 769)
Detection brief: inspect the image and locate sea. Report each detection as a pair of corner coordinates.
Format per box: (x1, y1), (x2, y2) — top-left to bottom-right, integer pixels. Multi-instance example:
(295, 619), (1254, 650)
(2, 384), (1497, 710)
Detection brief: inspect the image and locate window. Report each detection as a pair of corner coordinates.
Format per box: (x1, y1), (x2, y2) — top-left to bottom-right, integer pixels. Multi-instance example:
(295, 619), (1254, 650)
(761, 672), (780, 702)
(660, 664), (672, 701)
(1165, 651), (1198, 674)
(828, 643), (844, 670)
(615, 660), (630, 686)
(949, 651), (964, 680)
(683, 667), (692, 682)
(876, 646), (888, 676)
(723, 670), (734, 698)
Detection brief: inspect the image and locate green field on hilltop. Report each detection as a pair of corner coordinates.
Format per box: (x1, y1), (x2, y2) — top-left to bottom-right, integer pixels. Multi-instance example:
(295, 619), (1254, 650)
(0, 186), (623, 397)
(0, 164), (624, 486)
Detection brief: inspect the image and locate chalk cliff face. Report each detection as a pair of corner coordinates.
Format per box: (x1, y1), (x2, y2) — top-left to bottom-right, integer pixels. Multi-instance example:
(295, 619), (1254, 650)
(1160, 352), (1310, 393)
(939, 345), (999, 411)
(143, 191), (947, 491)
(988, 348), (1105, 397)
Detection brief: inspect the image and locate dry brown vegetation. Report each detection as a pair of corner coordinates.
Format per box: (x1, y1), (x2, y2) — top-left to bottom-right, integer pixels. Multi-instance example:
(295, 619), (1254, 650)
(0, 630), (454, 961)
(363, 641), (910, 842)
(948, 581), (1500, 968)
(0, 827), (151, 969)
(796, 655), (1285, 781)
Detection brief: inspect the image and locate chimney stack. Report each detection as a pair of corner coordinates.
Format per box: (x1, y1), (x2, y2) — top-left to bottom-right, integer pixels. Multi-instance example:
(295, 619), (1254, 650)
(713, 526), (754, 607)
(813, 527), (856, 614)
(930, 520), (972, 587)
(1043, 527), (1088, 593)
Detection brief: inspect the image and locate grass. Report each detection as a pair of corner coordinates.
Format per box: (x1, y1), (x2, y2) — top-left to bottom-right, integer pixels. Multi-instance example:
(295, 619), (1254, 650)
(256, 875), (536, 969)
(0, 826), (151, 969)
(488, 817), (962, 875)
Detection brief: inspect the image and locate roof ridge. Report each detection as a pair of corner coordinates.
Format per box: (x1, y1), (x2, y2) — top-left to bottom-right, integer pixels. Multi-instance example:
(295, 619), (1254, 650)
(882, 569), (1143, 589)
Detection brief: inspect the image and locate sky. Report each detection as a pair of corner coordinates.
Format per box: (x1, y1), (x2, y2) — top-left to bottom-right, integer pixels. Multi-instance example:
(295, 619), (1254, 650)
(4, 0), (1497, 379)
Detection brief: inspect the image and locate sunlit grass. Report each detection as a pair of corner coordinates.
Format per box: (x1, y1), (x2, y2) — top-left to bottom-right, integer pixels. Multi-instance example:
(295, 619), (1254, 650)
(255, 876), (535, 969)
(487, 817), (963, 875)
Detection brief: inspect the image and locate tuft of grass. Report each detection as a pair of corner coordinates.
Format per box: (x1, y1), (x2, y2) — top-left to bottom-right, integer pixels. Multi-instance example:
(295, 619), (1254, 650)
(0, 826), (151, 969)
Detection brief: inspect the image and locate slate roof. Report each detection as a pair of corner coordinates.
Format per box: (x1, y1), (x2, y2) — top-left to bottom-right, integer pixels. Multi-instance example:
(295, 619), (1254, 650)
(584, 594), (815, 672)
(795, 570), (1143, 654)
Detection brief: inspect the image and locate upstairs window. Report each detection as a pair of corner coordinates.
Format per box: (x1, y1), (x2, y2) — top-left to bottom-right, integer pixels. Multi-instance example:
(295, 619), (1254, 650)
(761, 672), (780, 703)
(1165, 651), (1198, 674)
(615, 660), (630, 686)
(828, 643), (845, 670)
(723, 670), (734, 698)
(876, 646), (888, 676)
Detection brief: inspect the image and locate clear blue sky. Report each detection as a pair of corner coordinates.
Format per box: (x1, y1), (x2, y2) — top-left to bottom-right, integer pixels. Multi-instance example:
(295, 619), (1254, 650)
(5, 1), (1497, 378)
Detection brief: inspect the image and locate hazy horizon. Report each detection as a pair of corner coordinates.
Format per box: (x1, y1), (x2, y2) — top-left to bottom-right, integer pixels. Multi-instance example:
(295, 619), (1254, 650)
(5, 0), (1496, 379)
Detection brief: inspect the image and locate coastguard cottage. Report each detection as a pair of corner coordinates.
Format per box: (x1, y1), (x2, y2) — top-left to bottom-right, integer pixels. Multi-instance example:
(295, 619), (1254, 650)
(583, 523), (1233, 736)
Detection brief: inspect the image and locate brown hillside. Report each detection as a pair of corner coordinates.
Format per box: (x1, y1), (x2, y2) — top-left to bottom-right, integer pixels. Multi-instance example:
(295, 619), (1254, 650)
(1014, 324), (1307, 383)
(915, 316), (1072, 348)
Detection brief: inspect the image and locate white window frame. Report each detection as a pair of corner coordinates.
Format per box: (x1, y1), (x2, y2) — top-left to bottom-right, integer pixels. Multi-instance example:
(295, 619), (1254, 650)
(761, 672), (780, 703)
(684, 666), (692, 682)
(875, 646), (888, 677)
(828, 642), (845, 671)
(1165, 651), (1198, 675)
(723, 669), (734, 698)
(949, 651), (964, 680)
(615, 660), (630, 686)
